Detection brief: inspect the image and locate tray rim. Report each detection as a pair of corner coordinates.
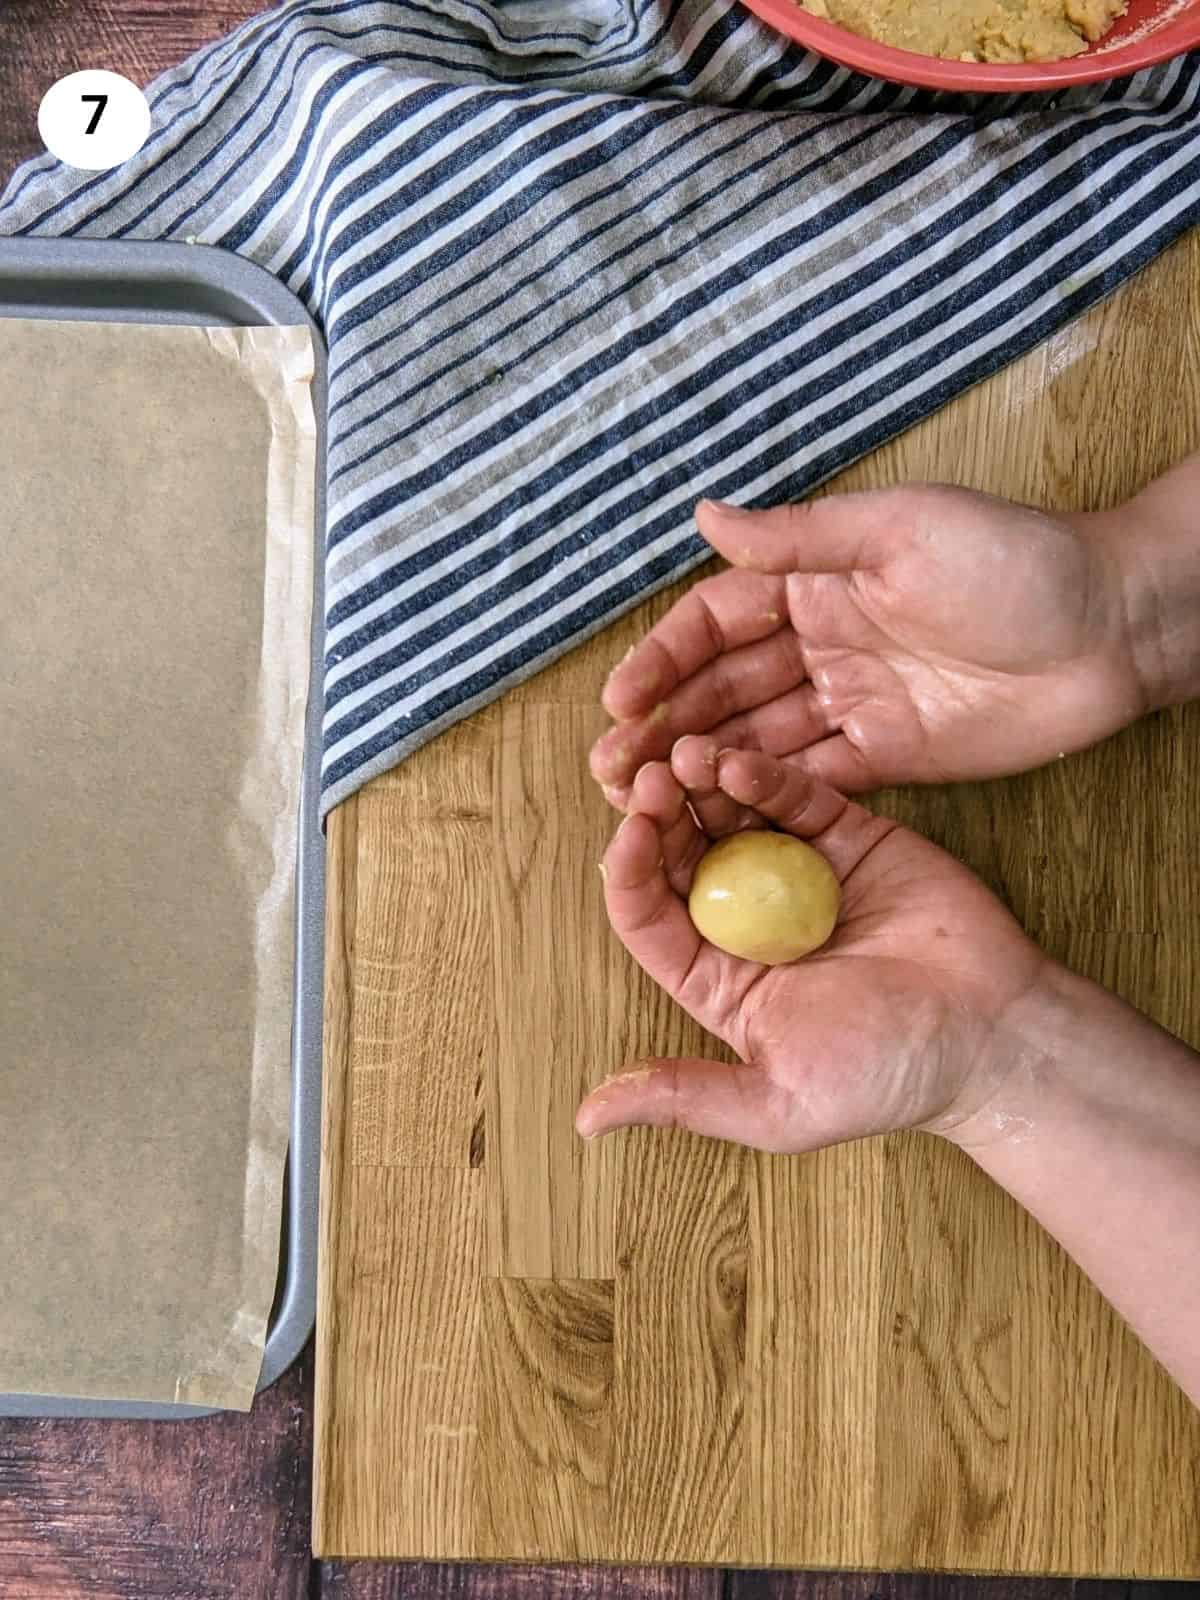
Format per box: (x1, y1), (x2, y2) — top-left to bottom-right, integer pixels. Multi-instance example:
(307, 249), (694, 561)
(0, 237), (327, 1421)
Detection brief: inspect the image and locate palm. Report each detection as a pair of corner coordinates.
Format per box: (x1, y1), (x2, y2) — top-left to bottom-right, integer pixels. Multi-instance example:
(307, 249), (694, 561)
(578, 744), (1044, 1152)
(788, 489), (1136, 783)
(590, 487), (1141, 797)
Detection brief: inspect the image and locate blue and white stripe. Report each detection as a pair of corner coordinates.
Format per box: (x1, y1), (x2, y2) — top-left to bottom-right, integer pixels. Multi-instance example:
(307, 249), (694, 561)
(3, 1), (1197, 811)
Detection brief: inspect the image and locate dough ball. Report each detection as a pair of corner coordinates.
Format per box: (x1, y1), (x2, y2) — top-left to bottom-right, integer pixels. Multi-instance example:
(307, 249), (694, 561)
(687, 831), (840, 965)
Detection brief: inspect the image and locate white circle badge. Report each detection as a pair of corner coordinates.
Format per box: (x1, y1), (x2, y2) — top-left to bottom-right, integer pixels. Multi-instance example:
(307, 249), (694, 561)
(38, 70), (151, 172)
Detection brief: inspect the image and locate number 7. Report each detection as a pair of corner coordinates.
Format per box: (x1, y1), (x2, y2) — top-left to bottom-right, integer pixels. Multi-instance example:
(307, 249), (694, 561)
(81, 93), (108, 135)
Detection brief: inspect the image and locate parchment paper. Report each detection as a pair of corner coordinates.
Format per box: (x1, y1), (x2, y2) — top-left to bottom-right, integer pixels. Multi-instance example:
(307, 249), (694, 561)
(0, 318), (315, 1410)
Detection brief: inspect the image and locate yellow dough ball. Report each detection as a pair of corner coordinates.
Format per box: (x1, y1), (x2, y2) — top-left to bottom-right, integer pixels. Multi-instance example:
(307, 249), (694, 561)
(687, 831), (840, 965)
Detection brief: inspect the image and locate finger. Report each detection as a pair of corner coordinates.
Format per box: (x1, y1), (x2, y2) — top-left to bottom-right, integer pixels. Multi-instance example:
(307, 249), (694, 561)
(591, 628), (807, 789)
(714, 748), (894, 882)
(626, 762), (708, 897)
(602, 568), (788, 722)
(695, 492), (898, 576)
(576, 1056), (804, 1152)
(701, 682), (831, 760)
(600, 781), (631, 813)
(793, 731), (879, 794)
(603, 813), (758, 1032)
(669, 735), (759, 837)
(602, 812), (708, 998)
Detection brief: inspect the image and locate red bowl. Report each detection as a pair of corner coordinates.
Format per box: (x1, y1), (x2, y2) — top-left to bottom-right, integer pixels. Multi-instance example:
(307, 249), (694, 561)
(740, 0), (1200, 90)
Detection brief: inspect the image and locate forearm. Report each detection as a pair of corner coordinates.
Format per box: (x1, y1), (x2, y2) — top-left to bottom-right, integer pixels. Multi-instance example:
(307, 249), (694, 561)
(1089, 452), (1200, 713)
(949, 963), (1200, 1405)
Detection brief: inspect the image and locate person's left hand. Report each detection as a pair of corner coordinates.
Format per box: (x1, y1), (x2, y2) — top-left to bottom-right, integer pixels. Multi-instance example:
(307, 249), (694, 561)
(576, 735), (1047, 1151)
(588, 489), (1143, 802)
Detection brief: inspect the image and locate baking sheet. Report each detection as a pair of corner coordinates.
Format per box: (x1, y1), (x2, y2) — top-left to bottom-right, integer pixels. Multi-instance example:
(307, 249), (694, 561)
(0, 238), (327, 1422)
(0, 315), (315, 1410)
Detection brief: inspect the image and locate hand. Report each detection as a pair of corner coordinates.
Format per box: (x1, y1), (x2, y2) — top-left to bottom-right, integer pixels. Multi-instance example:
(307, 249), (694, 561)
(576, 735), (1048, 1151)
(589, 486), (1147, 799)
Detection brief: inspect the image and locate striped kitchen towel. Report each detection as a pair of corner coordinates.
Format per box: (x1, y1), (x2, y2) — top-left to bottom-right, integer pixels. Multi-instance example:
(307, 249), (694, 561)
(2, 2), (1197, 813)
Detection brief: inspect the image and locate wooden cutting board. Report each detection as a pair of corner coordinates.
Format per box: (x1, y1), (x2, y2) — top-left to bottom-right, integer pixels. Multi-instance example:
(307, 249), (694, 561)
(313, 231), (1200, 1574)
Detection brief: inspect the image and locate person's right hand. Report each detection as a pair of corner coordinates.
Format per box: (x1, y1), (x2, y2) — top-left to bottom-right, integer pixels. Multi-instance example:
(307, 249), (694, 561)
(576, 737), (1049, 1152)
(590, 485), (1148, 800)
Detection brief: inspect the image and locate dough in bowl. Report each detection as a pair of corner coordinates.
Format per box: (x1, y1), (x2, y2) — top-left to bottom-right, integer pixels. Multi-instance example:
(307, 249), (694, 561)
(798, 0), (1127, 62)
(688, 831), (841, 966)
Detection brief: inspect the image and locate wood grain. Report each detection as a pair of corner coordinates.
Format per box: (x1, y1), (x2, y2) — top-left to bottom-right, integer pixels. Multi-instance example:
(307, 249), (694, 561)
(489, 703), (617, 1278)
(314, 776), (357, 1563)
(315, 227), (1200, 1574)
(475, 1279), (615, 1560)
(318, 1164), (484, 1561)
(351, 719), (494, 1169)
(723, 1580), (1132, 1600)
(316, 790), (484, 1562)
(321, 1567), (724, 1599)
(874, 1137), (1017, 1573)
(612, 1131), (748, 1565)
(745, 1142), (884, 1568)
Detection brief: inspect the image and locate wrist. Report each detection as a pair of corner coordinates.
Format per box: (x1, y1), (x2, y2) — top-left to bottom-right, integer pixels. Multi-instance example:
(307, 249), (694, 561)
(939, 958), (1200, 1170)
(928, 958), (1078, 1156)
(1084, 476), (1200, 715)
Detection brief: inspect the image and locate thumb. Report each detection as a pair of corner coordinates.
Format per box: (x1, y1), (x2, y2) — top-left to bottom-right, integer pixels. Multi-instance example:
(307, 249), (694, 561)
(575, 1056), (797, 1152)
(695, 491), (905, 575)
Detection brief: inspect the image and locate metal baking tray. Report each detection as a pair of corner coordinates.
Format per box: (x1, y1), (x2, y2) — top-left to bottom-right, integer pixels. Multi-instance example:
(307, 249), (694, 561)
(0, 238), (325, 1419)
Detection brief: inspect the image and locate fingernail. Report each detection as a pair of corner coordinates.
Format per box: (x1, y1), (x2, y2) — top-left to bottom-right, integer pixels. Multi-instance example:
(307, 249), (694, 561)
(596, 744), (631, 782)
(597, 861), (608, 881)
(673, 733), (716, 768)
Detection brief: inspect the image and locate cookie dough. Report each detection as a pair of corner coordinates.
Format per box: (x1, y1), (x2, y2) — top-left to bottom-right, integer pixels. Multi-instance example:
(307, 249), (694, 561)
(799, 0), (1126, 62)
(688, 831), (840, 966)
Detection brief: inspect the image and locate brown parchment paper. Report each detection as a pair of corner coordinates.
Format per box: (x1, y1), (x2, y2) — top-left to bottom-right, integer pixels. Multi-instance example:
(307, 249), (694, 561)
(0, 318), (315, 1410)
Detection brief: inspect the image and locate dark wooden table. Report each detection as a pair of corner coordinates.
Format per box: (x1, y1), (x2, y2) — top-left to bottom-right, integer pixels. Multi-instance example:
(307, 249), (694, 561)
(0, 5), (1193, 1598)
